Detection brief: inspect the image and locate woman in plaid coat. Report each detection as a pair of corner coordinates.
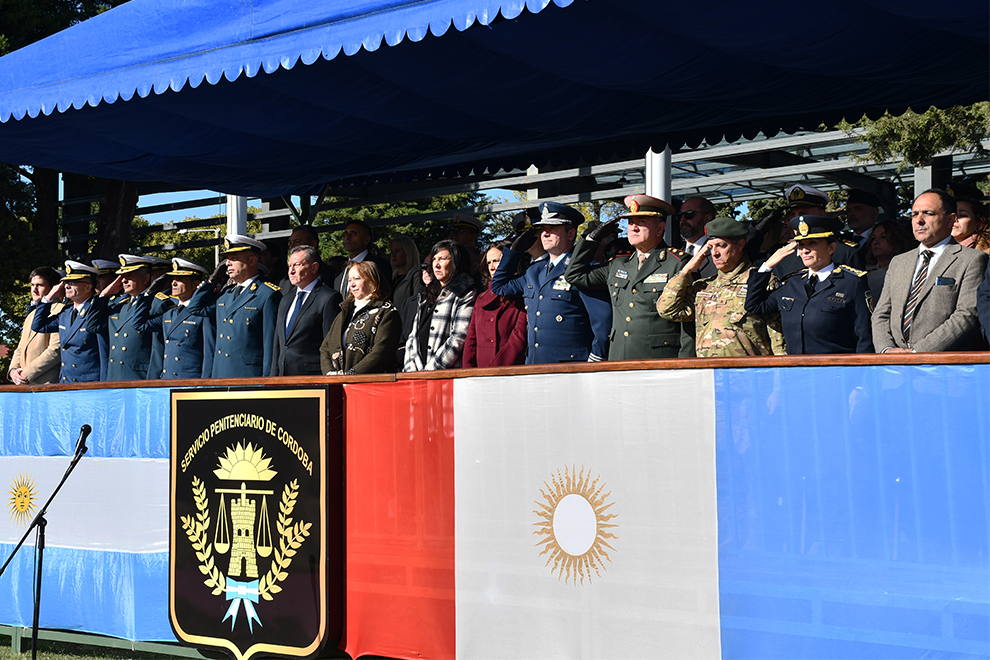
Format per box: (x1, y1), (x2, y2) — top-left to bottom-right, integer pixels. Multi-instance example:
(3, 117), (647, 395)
(403, 240), (478, 371)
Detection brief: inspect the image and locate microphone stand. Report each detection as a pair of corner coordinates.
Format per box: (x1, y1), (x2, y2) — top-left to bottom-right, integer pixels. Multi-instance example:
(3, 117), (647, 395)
(0, 424), (91, 660)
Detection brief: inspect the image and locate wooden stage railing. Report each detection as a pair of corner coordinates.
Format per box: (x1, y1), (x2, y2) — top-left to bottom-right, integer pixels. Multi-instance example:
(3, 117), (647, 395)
(2, 352), (987, 393)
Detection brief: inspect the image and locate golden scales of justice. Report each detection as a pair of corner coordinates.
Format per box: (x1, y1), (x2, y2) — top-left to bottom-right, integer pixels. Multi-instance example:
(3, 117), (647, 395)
(213, 483), (274, 578)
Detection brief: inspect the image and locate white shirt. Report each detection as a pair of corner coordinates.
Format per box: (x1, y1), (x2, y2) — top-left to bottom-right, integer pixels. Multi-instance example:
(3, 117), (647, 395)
(235, 275), (260, 296)
(548, 253), (567, 269)
(808, 262), (836, 282)
(684, 236), (708, 256)
(285, 279), (317, 329)
(912, 236), (952, 280)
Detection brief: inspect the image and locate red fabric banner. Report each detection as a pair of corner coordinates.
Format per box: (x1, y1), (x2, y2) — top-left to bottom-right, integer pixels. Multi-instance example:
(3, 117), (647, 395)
(343, 381), (456, 660)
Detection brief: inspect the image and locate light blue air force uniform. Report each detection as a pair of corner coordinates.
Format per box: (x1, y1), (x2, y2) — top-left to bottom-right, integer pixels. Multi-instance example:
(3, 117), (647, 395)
(186, 277), (281, 378)
(32, 298), (107, 383)
(491, 248), (611, 364)
(134, 297), (216, 378)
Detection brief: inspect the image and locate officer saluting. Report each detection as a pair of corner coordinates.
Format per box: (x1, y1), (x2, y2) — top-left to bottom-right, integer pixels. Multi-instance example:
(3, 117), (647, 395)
(134, 258), (216, 378)
(491, 201), (611, 363)
(32, 261), (108, 383)
(745, 215), (874, 354)
(565, 194), (692, 359)
(186, 234), (281, 377)
(88, 254), (175, 380)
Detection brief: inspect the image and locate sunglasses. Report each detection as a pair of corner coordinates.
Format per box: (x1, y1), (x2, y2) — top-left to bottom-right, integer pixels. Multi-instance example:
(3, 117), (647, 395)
(673, 210), (709, 220)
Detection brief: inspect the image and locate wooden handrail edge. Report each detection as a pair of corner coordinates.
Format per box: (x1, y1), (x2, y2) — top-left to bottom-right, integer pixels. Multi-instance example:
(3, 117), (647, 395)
(2, 352), (986, 392)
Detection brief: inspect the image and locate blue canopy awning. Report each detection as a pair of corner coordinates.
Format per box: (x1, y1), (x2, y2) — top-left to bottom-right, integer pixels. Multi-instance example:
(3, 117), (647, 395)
(0, 0), (986, 196)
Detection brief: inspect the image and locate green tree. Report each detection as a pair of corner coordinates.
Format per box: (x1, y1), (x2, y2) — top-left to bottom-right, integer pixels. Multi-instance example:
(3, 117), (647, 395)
(839, 103), (990, 168)
(312, 192), (504, 262)
(0, 0), (111, 373)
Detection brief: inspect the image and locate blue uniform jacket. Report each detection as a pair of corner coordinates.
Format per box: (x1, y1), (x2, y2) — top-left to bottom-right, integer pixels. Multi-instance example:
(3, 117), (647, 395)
(186, 277), (281, 378)
(32, 297), (107, 383)
(134, 297), (216, 378)
(87, 292), (175, 380)
(491, 248), (611, 363)
(745, 265), (874, 354)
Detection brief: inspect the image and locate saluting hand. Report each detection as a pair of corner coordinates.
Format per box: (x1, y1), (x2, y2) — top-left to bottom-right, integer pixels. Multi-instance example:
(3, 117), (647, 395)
(510, 228), (539, 253)
(586, 218), (620, 242)
(147, 273), (171, 296)
(45, 281), (65, 302)
(208, 259), (229, 289)
(763, 241), (797, 270)
(685, 242), (711, 273)
(101, 275), (124, 298)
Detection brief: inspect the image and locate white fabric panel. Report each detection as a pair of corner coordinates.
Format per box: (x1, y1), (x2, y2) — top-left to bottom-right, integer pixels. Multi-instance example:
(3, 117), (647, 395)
(454, 370), (720, 659)
(0, 457), (168, 553)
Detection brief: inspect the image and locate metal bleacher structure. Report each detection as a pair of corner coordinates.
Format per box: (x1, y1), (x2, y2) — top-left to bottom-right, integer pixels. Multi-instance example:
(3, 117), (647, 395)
(55, 128), (990, 255)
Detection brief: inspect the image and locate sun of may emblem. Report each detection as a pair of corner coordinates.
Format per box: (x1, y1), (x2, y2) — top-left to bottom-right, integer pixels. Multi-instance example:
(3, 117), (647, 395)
(179, 442), (312, 633)
(533, 465), (618, 585)
(7, 473), (38, 526)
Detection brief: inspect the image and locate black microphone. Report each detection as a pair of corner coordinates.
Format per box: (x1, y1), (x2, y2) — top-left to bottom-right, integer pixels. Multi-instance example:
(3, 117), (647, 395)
(75, 424), (92, 457)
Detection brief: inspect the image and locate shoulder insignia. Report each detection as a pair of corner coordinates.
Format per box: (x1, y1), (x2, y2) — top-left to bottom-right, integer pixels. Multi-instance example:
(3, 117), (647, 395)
(667, 248), (686, 261)
(781, 268), (809, 281)
(155, 292), (171, 301)
(264, 281), (280, 291)
(840, 237), (859, 248)
(839, 264), (867, 277)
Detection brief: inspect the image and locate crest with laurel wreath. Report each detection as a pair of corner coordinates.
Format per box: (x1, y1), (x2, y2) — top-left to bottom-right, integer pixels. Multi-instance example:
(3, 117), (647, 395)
(178, 442), (311, 632)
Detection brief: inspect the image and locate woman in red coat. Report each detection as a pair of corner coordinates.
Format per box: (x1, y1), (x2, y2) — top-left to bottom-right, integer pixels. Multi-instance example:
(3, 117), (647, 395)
(462, 242), (528, 368)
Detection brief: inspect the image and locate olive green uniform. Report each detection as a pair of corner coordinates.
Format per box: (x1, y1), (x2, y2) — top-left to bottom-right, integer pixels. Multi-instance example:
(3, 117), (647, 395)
(565, 236), (693, 360)
(656, 258), (779, 357)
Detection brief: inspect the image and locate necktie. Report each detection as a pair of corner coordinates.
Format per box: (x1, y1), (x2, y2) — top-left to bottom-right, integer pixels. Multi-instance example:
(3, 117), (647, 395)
(286, 290), (305, 336)
(638, 252), (649, 269)
(805, 273), (817, 297)
(70, 307), (78, 324)
(233, 285), (243, 299)
(902, 250), (934, 341)
(686, 244), (696, 256)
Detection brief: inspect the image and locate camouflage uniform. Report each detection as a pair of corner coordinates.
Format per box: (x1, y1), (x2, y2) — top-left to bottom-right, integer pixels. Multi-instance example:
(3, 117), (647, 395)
(656, 258), (780, 357)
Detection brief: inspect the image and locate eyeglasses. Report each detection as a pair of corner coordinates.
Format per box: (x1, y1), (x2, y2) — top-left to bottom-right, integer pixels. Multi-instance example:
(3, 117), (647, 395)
(673, 210), (710, 221)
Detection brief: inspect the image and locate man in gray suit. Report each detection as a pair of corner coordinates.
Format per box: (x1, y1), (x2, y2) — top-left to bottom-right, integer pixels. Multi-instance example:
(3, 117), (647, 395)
(272, 246), (343, 376)
(872, 189), (989, 353)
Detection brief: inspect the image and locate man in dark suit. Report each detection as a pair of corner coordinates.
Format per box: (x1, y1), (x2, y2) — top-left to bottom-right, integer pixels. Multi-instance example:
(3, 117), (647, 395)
(675, 196), (718, 279)
(492, 202), (611, 363)
(842, 189), (882, 268)
(565, 194), (694, 360)
(278, 225), (337, 291)
(272, 246), (342, 376)
(332, 220), (391, 297)
(872, 189), (989, 353)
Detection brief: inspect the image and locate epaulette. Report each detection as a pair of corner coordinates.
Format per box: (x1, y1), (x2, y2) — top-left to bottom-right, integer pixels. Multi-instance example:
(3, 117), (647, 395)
(839, 264), (867, 277)
(839, 237), (859, 248)
(264, 281), (281, 291)
(155, 292), (171, 301)
(667, 247), (687, 261)
(781, 268), (809, 281)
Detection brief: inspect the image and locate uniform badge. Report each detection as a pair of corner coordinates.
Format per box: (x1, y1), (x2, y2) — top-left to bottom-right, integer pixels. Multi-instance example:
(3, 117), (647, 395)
(629, 199), (640, 213)
(552, 277), (571, 291)
(250, 282), (258, 292)
(616, 270), (628, 280)
(643, 273), (668, 284)
(556, 315), (563, 322)
(798, 220), (809, 237)
(835, 292), (845, 298)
